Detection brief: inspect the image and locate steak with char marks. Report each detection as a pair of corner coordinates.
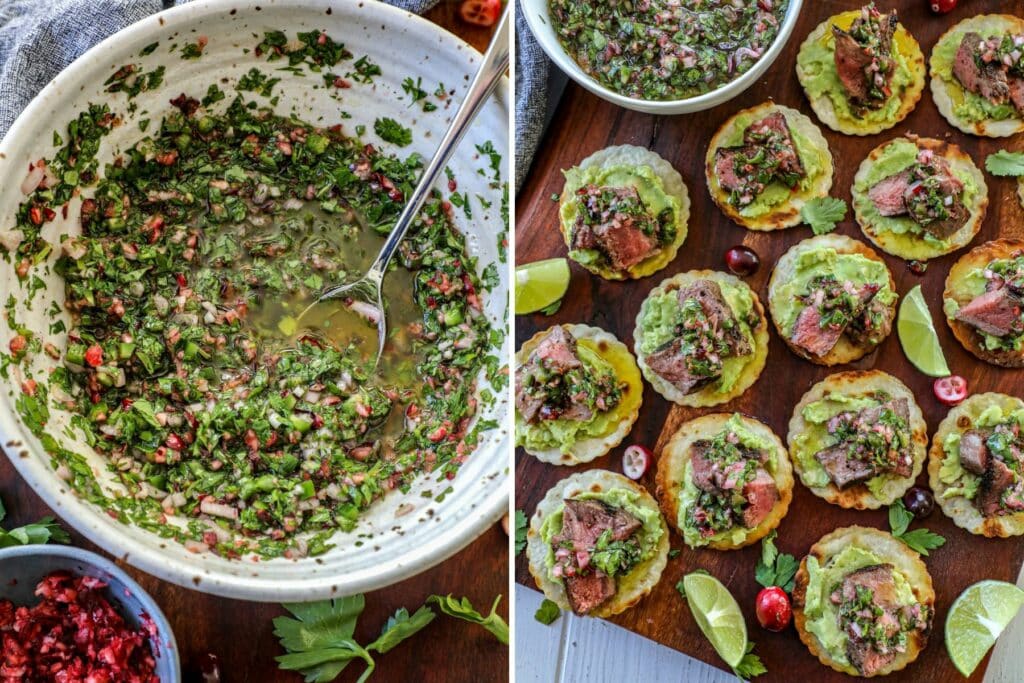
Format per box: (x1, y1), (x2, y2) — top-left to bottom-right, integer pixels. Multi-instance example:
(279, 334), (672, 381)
(676, 280), (752, 357)
(959, 429), (990, 475)
(790, 304), (844, 357)
(644, 338), (716, 396)
(868, 170), (912, 217)
(953, 32), (1010, 104)
(955, 287), (1022, 337)
(572, 186), (659, 272)
(743, 112), (805, 178)
(741, 469), (778, 528)
(564, 572), (616, 616)
(831, 9), (897, 109)
(815, 445), (877, 488)
(978, 458), (1016, 517)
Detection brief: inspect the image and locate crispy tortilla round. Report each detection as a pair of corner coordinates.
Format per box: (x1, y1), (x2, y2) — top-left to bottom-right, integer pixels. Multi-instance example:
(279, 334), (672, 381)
(768, 234), (897, 366)
(632, 270), (768, 407)
(793, 526), (934, 678)
(943, 239), (1024, 367)
(704, 102), (833, 231)
(787, 370), (928, 510)
(559, 145), (690, 280)
(526, 470), (670, 618)
(797, 10), (925, 136)
(930, 15), (1024, 137)
(515, 324), (643, 466)
(654, 413), (793, 550)
(928, 392), (1024, 537)
(852, 136), (987, 261)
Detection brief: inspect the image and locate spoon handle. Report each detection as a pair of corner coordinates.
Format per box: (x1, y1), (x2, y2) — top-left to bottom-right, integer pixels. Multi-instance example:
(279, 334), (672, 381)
(368, 8), (510, 277)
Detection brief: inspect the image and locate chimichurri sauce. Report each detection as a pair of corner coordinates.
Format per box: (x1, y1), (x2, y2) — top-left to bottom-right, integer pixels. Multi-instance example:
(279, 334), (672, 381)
(3, 35), (506, 560)
(550, 0), (789, 101)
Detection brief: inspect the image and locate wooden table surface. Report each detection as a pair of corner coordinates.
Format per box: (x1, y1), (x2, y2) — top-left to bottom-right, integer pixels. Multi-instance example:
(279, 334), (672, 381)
(515, 1), (1024, 681)
(0, 3), (508, 682)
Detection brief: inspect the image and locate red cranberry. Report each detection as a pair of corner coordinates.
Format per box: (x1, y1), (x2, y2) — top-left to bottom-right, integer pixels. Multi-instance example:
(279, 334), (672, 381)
(755, 586), (792, 631)
(908, 260), (928, 275)
(903, 487), (935, 519)
(725, 246), (759, 276)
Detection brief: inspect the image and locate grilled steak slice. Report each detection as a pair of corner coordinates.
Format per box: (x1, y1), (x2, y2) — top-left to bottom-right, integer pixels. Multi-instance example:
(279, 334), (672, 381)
(832, 27), (876, 104)
(839, 565), (901, 676)
(816, 445), (877, 488)
(515, 385), (544, 424)
(564, 572), (616, 616)
(831, 9), (897, 109)
(713, 146), (759, 195)
(571, 186), (660, 271)
(1010, 76), (1024, 115)
(677, 280), (752, 357)
(743, 112), (805, 178)
(535, 325), (582, 372)
(953, 32), (1010, 104)
(690, 441), (720, 493)
(741, 468), (778, 528)
(840, 564), (899, 607)
(978, 458), (1016, 516)
(959, 429), (990, 476)
(557, 499), (642, 550)
(645, 338), (717, 395)
(868, 170), (912, 216)
(955, 287), (1023, 337)
(790, 305), (844, 357)
(846, 296), (893, 348)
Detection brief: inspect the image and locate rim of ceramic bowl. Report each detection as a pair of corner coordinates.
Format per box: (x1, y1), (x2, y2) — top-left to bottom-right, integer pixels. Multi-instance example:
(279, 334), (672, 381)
(0, 544), (181, 681)
(521, 0), (804, 114)
(0, 0), (509, 601)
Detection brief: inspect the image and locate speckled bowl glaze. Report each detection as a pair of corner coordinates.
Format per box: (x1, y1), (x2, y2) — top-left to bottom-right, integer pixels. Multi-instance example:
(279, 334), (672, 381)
(521, 0), (803, 115)
(0, 545), (180, 681)
(0, 0), (509, 600)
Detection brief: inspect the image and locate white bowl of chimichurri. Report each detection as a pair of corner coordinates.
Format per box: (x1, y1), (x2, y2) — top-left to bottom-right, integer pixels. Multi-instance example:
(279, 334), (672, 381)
(0, 0), (509, 601)
(522, 0), (804, 114)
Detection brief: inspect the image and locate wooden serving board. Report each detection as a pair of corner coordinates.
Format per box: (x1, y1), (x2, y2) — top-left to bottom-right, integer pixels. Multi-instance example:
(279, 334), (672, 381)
(514, 1), (1024, 680)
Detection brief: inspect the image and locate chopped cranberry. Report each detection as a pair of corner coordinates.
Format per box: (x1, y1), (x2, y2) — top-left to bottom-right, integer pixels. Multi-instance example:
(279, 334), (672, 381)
(84, 344), (104, 367)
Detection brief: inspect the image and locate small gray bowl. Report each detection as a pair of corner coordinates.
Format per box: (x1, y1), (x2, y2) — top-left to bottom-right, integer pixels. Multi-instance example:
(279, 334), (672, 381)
(0, 545), (180, 682)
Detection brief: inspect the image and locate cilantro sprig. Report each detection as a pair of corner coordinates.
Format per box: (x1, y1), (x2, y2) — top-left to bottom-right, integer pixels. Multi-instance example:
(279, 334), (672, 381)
(534, 598), (561, 625)
(888, 500), (946, 556)
(733, 642), (768, 681)
(985, 150), (1024, 176)
(753, 531), (798, 593)
(275, 593), (506, 681)
(800, 197), (847, 235)
(0, 496), (69, 548)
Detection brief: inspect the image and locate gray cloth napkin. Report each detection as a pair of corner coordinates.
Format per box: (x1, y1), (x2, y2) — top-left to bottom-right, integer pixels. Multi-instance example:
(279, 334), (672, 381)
(0, 0), (439, 139)
(514, 0), (548, 192)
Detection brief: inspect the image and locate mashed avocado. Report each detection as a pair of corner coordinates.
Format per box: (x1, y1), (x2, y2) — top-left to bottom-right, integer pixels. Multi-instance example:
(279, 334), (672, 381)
(679, 414), (777, 547)
(932, 21), (1020, 124)
(940, 404), (1024, 500)
(516, 343), (626, 454)
(560, 163), (681, 268)
(638, 279), (757, 395)
(852, 139), (980, 248)
(792, 394), (880, 489)
(716, 114), (826, 218)
(540, 487), (664, 583)
(775, 247), (896, 334)
(797, 12), (916, 129)
(803, 546), (917, 664)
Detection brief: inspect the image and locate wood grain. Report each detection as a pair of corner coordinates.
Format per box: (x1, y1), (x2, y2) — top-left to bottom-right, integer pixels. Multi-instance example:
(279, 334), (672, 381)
(514, 1), (1024, 681)
(0, 6), (508, 683)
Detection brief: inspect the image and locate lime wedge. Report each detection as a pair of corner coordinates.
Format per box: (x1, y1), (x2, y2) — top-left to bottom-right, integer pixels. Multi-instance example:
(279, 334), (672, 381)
(897, 284), (950, 377)
(946, 580), (1024, 676)
(515, 258), (570, 315)
(682, 572), (748, 669)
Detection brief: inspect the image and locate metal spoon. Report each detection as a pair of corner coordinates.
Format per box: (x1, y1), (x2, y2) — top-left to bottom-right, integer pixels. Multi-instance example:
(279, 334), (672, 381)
(303, 9), (510, 364)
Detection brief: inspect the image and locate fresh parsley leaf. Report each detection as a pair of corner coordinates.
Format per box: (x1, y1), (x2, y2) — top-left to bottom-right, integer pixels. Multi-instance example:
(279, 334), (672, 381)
(273, 596), (365, 653)
(754, 531), (797, 593)
(368, 606), (435, 654)
(888, 500), (913, 537)
(801, 197), (847, 235)
(0, 499), (69, 549)
(985, 150), (1024, 177)
(732, 642), (767, 681)
(675, 569), (709, 600)
(514, 509), (527, 556)
(276, 641), (368, 680)
(534, 598), (561, 625)
(427, 594), (509, 644)
(897, 528), (946, 556)
(373, 118), (412, 147)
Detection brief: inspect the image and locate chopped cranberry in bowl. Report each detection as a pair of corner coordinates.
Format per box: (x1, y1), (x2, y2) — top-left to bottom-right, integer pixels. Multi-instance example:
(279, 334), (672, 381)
(0, 545), (179, 682)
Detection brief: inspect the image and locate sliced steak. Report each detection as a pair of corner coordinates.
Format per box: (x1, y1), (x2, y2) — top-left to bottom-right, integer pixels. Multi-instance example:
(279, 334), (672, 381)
(953, 32), (1010, 103)
(1010, 76), (1024, 115)
(790, 305), (843, 357)
(978, 458), (1016, 516)
(690, 441), (720, 493)
(959, 429), (990, 476)
(564, 572), (616, 616)
(572, 186), (660, 271)
(955, 287), (1023, 337)
(557, 499), (641, 550)
(714, 147), (747, 194)
(594, 218), (659, 271)
(560, 402), (594, 422)
(645, 338), (717, 395)
(840, 564), (899, 607)
(815, 445), (877, 488)
(535, 326), (582, 372)
(846, 296), (893, 347)
(868, 170), (912, 217)
(832, 26), (875, 103)
(838, 565), (902, 676)
(741, 468), (778, 528)
(514, 380), (544, 424)
(743, 111), (805, 178)
(677, 280), (752, 357)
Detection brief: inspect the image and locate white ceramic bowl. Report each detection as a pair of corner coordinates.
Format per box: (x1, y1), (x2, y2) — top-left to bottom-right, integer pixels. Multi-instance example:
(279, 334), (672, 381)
(521, 0), (804, 115)
(0, 0), (509, 601)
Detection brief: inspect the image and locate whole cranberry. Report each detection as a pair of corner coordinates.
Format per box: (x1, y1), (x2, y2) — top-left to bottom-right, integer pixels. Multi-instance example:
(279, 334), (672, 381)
(755, 586), (792, 632)
(725, 246), (760, 277)
(903, 487), (935, 519)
